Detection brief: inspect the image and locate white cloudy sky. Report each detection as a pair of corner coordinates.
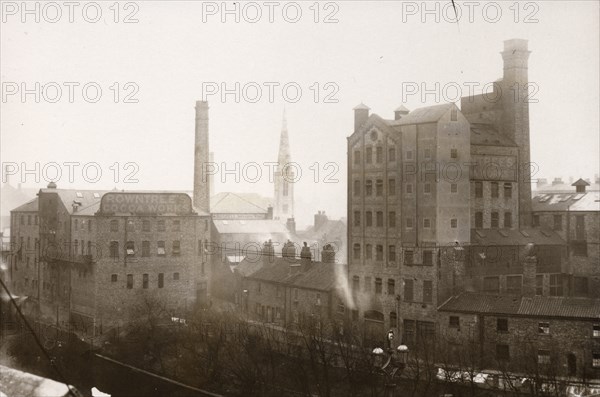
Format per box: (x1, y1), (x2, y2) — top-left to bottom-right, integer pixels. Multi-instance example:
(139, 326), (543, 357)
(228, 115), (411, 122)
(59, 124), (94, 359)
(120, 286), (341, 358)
(1, 1), (598, 228)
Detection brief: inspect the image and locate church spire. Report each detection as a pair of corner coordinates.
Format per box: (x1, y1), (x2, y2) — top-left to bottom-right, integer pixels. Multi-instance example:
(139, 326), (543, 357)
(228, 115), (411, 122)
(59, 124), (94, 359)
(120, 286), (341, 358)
(278, 108), (291, 166)
(274, 108), (294, 221)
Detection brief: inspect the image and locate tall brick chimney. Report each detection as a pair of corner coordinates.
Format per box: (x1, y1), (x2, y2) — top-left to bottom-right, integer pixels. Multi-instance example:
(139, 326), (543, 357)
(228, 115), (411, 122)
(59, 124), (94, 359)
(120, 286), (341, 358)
(501, 39), (531, 227)
(353, 103), (370, 132)
(193, 101), (210, 213)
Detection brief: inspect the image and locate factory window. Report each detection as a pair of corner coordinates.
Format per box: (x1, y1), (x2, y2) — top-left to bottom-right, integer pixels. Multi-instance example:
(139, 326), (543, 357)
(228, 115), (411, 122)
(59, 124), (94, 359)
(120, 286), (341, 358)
(157, 220), (165, 232)
(450, 218), (458, 228)
(364, 277), (371, 293)
(449, 316), (460, 329)
(20, 215), (24, 225)
(593, 352), (600, 368)
(405, 183), (413, 195)
(423, 280), (433, 303)
(506, 275), (522, 295)
(388, 147), (396, 162)
(143, 274), (149, 289)
(424, 148), (431, 160)
(111, 274), (117, 282)
(423, 218), (431, 228)
(536, 275), (544, 295)
(483, 276), (500, 293)
(316, 293), (321, 305)
(388, 245), (396, 262)
(538, 322), (550, 335)
(389, 178), (396, 195)
(365, 244), (372, 260)
(553, 215), (562, 231)
(475, 182), (483, 198)
(538, 350), (551, 365)
(158, 273), (164, 288)
(110, 220), (118, 232)
(532, 214), (540, 227)
(27, 237), (30, 249)
(353, 211), (360, 227)
(406, 150), (413, 160)
(389, 212), (396, 228)
(81, 240), (85, 255)
(110, 241), (119, 259)
(354, 150), (361, 165)
(491, 212), (499, 228)
(450, 183), (457, 193)
(171, 220), (180, 232)
(173, 272), (180, 281)
(451, 108), (458, 121)
(201, 262), (205, 275)
(375, 278), (382, 294)
(142, 220), (150, 232)
(475, 212), (483, 228)
(388, 279), (395, 295)
(353, 244), (361, 260)
(365, 180), (373, 196)
(74, 219), (78, 230)
(491, 182), (499, 198)
(450, 148), (458, 159)
(496, 344), (510, 361)
(353, 180), (360, 196)
(127, 220), (134, 231)
(574, 277), (589, 297)
(366, 211), (373, 227)
(126, 241), (135, 256)
(126, 274), (133, 289)
(424, 183), (431, 194)
(352, 276), (360, 291)
(376, 146), (383, 163)
(404, 279), (414, 301)
(406, 218), (413, 229)
(497, 318), (508, 332)
(88, 220), (92, 232)
(366, 147), (372, 164)
(404, 250), (414, 265)
(423, 250), (433, 266)
(390, 312), (397, 328)
(157, 241), (166, 256)
(504, 212), (513, 228)
(34, 216), (38, 225)
(549, 274), (563, 296)
(376, 180), (383, 196)
(376, 245), (383, 261)
(87, 241), (92, 255)
(504, 183), (512, 198)
(142, 241), (150, 257)
(172, 240), (181, 256)
(376, 211), (383, 227)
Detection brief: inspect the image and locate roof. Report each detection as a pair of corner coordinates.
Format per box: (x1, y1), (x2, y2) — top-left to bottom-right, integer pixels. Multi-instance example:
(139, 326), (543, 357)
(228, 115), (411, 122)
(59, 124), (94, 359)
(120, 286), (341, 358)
(394, 105), (410, 112)
(299, 219), (346, 243)
(532, 191), (600, 212)
(470, 123), (517, 147)
(353, 103), (370, 110)
(38, 188), (111, 216)
(11, 197), (39, 212)
(439, 293), (600, 320)
(389, 103), (455, 126)
(0, 364), (77, 397)
(535, 181), (600, 193)
(572, 178), (591, 186)
(1, 183), (37, 219)
(470, 228), (566, 246)
(212, 219), (289, 235)
(246, 259), (346, 291)
(210, 192), (271, 214)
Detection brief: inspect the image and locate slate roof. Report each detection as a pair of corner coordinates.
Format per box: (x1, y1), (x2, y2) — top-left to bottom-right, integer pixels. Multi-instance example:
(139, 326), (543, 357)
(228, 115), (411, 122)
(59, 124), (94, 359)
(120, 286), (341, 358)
(470, 228), (565, 246)
(470, 123), (517, 147)
(11, 198), (39, 212)
(535, 181), (600, 193)
(439, 293), (600, 320)
(532, 191), (600, 212)
(389, 103), (455, 126)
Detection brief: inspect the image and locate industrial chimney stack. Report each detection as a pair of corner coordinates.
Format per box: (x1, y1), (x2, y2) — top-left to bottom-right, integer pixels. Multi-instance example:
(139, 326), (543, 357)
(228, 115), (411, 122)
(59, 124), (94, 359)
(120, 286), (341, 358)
(194, 101), (210, 213)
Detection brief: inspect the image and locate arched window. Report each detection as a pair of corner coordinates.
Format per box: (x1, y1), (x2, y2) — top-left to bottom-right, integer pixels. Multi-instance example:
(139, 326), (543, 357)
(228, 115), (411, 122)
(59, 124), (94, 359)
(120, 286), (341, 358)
(353, 243), (361, 260)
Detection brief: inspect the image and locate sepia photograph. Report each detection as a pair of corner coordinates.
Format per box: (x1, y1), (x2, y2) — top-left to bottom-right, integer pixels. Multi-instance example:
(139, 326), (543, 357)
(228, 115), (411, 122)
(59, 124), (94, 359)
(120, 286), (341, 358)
(0, 1), (599, 396)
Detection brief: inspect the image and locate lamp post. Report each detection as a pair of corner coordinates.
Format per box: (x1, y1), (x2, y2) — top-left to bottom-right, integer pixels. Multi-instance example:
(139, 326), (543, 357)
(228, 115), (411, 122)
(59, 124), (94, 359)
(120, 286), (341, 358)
(372, 329), (409, 397)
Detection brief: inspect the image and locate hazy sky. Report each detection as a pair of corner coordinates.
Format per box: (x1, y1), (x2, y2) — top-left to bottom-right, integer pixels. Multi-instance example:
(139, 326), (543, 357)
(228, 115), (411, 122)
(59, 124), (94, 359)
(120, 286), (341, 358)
(1, 1), (599, 228)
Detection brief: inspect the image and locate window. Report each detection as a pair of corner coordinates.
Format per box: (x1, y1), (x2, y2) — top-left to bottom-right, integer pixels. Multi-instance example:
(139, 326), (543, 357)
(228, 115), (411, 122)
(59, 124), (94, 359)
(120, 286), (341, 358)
(491, 212), (499, 228)
(423, 280), (433, 303)
(450, 183), (457, 193)
(126, 274), (133, 289)
(424, 183), (431, 194)
(376, 146), (383, 163)
(366, 147), (372, 164)
(376, 180), (383, 196)
(142, 241), (150, 257)
(497, 318), (508, 332)
(475, 182), (483, 198)
(365, 244), (372, 260)
(506, 275), (522, 295)
(574, 277), (589, 297)
(110, 241), (119, 259)
(172, 241), (181, 256)
(553, 215), (562, 231)
(364, 277), (371, 293)
(88, 220), (92, 232)
(366, 211), (373, 227)
(388, 279), (395, 295)
(111, 274), (118, 282)
(143, 274), (149, 289)
(389, 179), (396, 195)
(126, 220), (134, 231)
(406, 218), (413, 229)
(353, 211), (361, 227)
(450, 148), (458, 158)
(353, 244), (361, 260)
(316, 293), (321, 305)
(376, 245), (383, 261)
(404, 279), (414, 301)
(423, 250), (433, 266)
(496, 344), (510, 361)
(143, 220), (150, 232)
(126, 241), (135, 256)
(173, 272), (180, 281)
(404, 250), (414, 265)
(34, 216), (38, 225)
(406, 150), (413, 160)
(504, 183), (512, 198)
(405, 183), (413, 194)
(20, 215), (24, 225)
(533, 214), (540, 227)
(593, 324), (600, 338)
(389, 212), (396, 228)
(157, 220), (165, 232)
(158, 273), (164, 288)
(504, 212), (512, 228)
(354, 180), (360, 196)
(483, 276), (500, 293)
(388, 147), (396, 162)
(491, 182), (499, 198)
(536, 275), (544, 295)
(74, 219), (78, 230)
(157, 241), (166, 256)
(110, 220), (119, 232)
(365, 180), (373, 196)
(403, 319), (415, 346)
(449, 316), (460, 328)
(375, 278), (382, 294)
(390, 312), (397, 328)
(388, 245), (396, 262)
(450, 218), (458, 228)
(352, 276), (360, 291)
(376, 211), (383, 227)
(538, 322), (550, 335)
(258, 282), (262, 293)
(549, 274), (563, 296)
(593, 352), (600, 368)
(354, 150), (361, 165)
(475, 212), (483, 228)
(423, 218), (431, 228)
(538, 349), (551, 365)
(424, 148), (432, 159)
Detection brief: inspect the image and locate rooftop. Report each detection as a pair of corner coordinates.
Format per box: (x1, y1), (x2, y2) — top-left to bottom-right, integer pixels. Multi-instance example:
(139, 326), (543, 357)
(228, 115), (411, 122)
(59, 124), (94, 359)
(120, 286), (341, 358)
(471, 228), (565, 246)
(532, 191), (600, 212)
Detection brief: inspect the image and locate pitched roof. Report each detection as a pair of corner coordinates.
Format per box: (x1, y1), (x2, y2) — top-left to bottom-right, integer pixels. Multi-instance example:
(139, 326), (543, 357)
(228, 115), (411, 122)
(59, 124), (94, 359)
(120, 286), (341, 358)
(572, 178), (591, 186)
(353, 103), (370, 110)
(11, 198), (39, 212)
(439, 293), (600, 320)
(212, 219), (289, 235)
(535, 181), (600, 193)
(38, 188), (111, 215)
(470, 123), (517, 147)
(389, 103), (455, 126)
(470, 228), (565, 246)
(210, 192), (271, 214)
(532, 192), (600, 212)
(394, 105), (410, 112)
(246, 259), (346, 292)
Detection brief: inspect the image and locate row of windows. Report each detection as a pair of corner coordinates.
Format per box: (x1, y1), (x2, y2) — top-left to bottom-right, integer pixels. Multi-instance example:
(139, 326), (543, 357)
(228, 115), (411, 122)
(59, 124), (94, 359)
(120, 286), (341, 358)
(112, 272), (180, 289)
(474, 211), (513, 228)
(351, 276), (433, 303)
(19, 214), (38, 226)
(481, 274), (564, 296)
(474, 181), (513, 199)
(109, 240), (181, 257)
(352, 244), (435, 265)
(353, 212), (459, 230)
(353, 179), (459, 197)
(353, 147), (459, 165)
(107, 218), (209, 233)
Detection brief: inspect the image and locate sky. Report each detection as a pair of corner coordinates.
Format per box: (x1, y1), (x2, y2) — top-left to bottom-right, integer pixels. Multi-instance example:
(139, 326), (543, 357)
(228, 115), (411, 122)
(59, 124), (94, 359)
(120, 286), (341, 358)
(1, 1), (599, 228)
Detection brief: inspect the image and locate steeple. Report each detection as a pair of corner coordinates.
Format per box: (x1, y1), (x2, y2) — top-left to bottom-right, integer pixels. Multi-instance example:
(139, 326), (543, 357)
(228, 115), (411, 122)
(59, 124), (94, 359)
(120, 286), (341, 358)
(274, 108), (294, 221)
(278, 108), (291, 166)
